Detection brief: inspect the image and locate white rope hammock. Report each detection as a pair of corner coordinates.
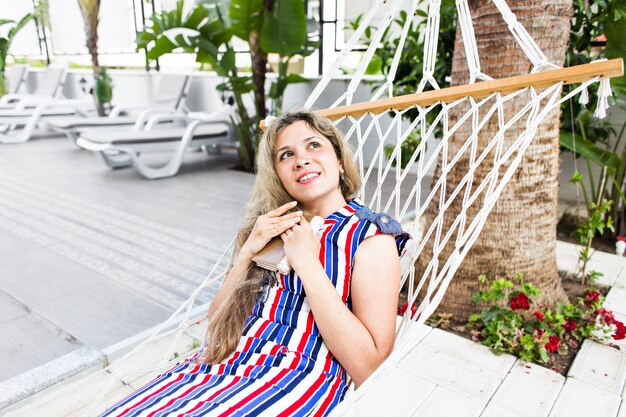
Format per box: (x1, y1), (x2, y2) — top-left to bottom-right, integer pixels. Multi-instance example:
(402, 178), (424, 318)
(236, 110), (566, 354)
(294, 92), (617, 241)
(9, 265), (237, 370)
(33, 0), (622, 415)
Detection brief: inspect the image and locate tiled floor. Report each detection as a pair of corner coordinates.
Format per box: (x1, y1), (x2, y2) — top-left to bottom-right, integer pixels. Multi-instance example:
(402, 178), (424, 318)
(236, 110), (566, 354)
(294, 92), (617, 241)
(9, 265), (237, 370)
(0, 135), (253, 385)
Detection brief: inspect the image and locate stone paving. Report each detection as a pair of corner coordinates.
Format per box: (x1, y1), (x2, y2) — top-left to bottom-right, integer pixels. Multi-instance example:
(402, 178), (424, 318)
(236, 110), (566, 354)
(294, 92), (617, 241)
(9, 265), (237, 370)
(0, 133), (255, 400)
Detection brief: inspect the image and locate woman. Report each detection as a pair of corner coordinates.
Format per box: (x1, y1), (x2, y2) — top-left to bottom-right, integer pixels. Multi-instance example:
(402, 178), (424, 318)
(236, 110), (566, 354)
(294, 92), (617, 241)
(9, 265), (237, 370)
(101, 110), (411, 416)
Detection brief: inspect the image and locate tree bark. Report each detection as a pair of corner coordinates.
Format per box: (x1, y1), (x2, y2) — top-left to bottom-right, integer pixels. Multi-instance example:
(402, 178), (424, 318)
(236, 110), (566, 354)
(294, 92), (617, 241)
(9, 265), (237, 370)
(249, 0), (275, 122)
(78, 0), (104, 116)
(249, 31), (267, 121)
(419, 0), (572, 321)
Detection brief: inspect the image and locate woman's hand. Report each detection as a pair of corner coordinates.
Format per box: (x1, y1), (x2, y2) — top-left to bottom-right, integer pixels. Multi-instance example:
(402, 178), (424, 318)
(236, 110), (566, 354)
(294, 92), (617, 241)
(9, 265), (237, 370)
(240, 201), (302, 258)
(280, 216), (321, 272)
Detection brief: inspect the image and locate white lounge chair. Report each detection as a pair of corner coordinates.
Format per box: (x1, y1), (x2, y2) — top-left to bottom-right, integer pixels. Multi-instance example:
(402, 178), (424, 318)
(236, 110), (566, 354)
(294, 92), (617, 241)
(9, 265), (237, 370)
(0, 66), (66, 110)
(0, 100), (94, 144)
(5, 64), (28, 94)
(0, 67), (93, 144)
(76, 109), (235, 179)
(42, 73), (192, 143)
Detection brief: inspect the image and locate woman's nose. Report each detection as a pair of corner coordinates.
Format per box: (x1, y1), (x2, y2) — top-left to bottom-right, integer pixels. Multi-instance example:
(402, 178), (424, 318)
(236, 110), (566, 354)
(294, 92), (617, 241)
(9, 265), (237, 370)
(295, 155), (310, 168)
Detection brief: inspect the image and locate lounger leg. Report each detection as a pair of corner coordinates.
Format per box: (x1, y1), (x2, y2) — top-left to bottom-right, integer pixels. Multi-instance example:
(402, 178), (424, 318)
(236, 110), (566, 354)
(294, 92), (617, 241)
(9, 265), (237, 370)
(204, 143), (223, 155)
(66, 131), (81, 147)
(0, 120), (32, 144)
(97, 151), (134, 169)
(0, 103), (54, 144)
(131, 120), (203, 179)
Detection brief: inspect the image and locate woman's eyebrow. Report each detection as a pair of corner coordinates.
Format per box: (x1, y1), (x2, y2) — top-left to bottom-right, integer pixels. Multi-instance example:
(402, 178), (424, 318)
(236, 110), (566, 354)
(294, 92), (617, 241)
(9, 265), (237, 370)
(275, 136), (320, 154)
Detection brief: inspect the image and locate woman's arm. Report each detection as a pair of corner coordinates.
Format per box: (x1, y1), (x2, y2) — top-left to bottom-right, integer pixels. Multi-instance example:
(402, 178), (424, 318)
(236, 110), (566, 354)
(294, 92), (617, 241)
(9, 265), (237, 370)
(283, 221), (401, 387)
(207, 248), (254, 319)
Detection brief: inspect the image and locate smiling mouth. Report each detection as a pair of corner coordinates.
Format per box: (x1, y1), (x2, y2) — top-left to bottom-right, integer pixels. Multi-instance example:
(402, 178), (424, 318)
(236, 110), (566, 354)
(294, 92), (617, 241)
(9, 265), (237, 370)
(297, 172), (320, 183)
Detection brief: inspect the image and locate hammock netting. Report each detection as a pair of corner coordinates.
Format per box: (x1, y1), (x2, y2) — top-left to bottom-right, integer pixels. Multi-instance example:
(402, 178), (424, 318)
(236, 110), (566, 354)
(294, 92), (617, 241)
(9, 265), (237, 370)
(23, 0), (620, 415)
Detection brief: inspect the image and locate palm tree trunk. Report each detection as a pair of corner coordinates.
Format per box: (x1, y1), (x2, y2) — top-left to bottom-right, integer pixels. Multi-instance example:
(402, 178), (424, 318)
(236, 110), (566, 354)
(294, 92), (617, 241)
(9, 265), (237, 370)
(78, 0), (105, 116)
(249, 0), (275, 123)
(420, 0), (572, 321)
(249, 31), (267, 122)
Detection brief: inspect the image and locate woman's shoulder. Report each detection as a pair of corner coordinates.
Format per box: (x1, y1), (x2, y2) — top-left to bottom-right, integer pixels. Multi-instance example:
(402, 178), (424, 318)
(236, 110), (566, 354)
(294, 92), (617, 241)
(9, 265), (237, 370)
(354, 204), (404, 235)
(351, 201), (412, 257)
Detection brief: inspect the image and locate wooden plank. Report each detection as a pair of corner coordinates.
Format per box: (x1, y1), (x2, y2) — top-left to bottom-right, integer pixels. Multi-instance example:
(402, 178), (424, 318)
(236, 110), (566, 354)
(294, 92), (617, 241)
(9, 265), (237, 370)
(261, 59), (623, 129)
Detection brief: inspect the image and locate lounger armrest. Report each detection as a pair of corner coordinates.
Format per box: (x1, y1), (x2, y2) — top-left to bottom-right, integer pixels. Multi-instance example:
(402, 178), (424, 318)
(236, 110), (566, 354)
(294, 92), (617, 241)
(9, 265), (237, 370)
(0, 93), (33, 105)
(17, 98), (94, 116)
(187, 108), (235, 123)
(132, 107), (184, 130)
(143, 112), (189, 130)
(15, 97), (60, 110)
(109, 105), (149, 117)
(18, 97), (92, 108)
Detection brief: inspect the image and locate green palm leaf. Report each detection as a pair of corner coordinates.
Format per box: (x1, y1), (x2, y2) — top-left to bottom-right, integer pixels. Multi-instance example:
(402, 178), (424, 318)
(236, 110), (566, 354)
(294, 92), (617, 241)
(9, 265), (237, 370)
(560, 131), (621, 174)
(230, 0), (263, 40)
(136, 0), (231, 67)
(260, 0), (306, 56)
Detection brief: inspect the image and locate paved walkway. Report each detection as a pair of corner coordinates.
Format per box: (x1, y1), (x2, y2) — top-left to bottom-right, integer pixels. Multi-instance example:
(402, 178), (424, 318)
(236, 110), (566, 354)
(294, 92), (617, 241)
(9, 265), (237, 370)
(0, 134), (254, 385)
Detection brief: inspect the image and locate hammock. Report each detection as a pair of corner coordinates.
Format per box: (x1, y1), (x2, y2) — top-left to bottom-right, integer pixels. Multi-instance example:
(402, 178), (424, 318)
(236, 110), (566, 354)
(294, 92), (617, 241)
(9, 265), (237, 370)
(21, 0), (622, 415)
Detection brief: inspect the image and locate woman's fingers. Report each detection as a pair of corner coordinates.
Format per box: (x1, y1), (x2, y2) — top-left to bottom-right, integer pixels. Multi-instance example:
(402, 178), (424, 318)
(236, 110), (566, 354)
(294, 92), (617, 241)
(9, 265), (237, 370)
(266, 201), (298, 217)
(264, 211), (302, 230)
(275, 211), (302, 222)
(267, 214), (301, 236)
(278, 216), (300, 230)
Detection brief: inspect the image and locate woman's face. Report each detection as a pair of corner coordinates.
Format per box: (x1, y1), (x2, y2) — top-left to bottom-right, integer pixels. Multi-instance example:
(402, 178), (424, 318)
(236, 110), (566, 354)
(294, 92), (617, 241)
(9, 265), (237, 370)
(274, 120), (344, 206)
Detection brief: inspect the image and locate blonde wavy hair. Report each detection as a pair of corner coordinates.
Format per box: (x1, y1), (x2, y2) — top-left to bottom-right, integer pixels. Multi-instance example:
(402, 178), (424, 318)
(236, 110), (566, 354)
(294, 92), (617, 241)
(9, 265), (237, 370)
(200, 110), (361, 364)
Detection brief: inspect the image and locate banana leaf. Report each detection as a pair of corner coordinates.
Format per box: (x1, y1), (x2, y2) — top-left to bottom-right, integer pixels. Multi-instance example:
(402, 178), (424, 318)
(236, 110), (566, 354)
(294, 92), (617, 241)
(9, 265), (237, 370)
(0, 39), (8, 72)
(560, 131), (621, 174)
(6, 14), (32, 45)
(268, 72), (307, 99)
(605, 0), (626, 92)
(230, 0), (263, 40)
(0, 13), (32, 74)
(260, 0), (306, 57)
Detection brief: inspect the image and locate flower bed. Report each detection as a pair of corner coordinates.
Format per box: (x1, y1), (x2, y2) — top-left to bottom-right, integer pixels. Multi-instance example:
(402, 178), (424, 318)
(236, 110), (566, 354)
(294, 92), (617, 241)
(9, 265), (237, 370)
(399, 273), (625, 374)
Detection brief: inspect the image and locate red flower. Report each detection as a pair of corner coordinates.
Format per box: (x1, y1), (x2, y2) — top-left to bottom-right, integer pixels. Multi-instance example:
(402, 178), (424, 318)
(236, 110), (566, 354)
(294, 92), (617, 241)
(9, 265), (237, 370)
(594, 307), (625, 340)
(509, 292), (530, 311)
(545, 335), (560, 353)
(398, 302), (408, 315)
(596, 308), (616, 323)
(585, 290), (601, 305)
(533, 311), (545, 321)
(398, 302), (417, 318)
(612, 321), (626, 341)
(564, 319), (577, 332)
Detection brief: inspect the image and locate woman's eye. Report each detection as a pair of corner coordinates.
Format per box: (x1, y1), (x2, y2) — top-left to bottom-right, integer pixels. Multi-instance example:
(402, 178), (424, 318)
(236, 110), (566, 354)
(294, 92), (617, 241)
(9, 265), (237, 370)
(279, 151), (292, 160)
(309, 142), (321, 149)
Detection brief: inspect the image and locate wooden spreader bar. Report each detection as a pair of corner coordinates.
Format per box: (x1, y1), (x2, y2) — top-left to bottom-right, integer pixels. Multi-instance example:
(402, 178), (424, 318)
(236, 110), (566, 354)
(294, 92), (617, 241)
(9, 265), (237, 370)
(260, 59), (623, 129)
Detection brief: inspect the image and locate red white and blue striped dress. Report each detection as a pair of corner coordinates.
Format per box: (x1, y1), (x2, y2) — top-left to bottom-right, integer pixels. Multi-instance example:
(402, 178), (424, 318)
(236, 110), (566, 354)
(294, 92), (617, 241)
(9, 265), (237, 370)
(100, 198), (410, 417)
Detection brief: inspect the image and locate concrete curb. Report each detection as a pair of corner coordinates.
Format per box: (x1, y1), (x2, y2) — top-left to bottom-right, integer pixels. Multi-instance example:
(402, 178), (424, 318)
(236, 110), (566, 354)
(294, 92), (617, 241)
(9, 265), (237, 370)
(0, 347), (105, 410)
(0, 302), (209, 413)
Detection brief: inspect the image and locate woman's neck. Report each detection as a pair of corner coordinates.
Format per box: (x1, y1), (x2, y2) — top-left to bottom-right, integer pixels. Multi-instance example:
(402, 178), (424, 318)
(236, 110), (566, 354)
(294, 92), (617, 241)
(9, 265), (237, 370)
(300, 194), (348, 221)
